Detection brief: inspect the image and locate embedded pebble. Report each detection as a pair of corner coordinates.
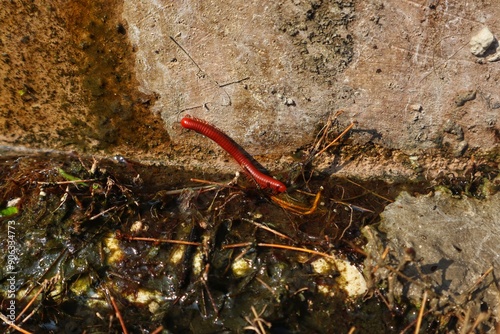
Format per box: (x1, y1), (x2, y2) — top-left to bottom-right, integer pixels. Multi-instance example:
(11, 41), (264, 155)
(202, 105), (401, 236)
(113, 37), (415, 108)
(284, 97), (296, 106)
(454, 90), (476, 107)
(454, 140), (468, 157)
(409, 104), (422, 112)
(443, 119), (464, 140)
(470, 27), (495, 56)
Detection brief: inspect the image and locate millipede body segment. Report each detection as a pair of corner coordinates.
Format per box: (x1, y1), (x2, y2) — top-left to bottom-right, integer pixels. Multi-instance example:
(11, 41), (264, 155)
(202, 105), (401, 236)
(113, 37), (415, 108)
(180, 115), (287, 193)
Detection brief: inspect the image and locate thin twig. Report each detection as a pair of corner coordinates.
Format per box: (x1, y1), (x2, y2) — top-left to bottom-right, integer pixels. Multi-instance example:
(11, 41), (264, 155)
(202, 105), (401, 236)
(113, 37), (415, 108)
(339, 204), (354, 240)
(222, 242), (253, 249)
(464, 265), (494, 298)
(344, 178), (393, 203)
(222, 242), (337, 261)
(160, 184), (221, 196)
(414, 290), (427, 334)
(151, 326), (164, 334)
(20, 249), (67, 301)
(459, 307), (471, 334)
(89, 205), (118, 220)
(255, 277), (276, 297)
(36, 179), (97, 185)
(257, 243), (336, 261)
(109, 293), (128, 334)
(16, 276), (57, 322)
(241, 218), (293, 241)
(314, 122), (355, 158)
(122, 235), (201, 246)
(0, 313), (33, 334)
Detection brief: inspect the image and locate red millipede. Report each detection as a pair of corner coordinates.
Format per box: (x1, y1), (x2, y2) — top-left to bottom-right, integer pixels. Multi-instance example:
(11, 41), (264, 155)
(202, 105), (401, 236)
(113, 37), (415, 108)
(180, 115), (287, 193)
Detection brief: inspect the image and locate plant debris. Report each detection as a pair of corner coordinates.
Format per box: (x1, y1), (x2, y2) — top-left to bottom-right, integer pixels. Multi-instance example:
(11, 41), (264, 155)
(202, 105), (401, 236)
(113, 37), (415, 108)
(0, 152), (498, 333)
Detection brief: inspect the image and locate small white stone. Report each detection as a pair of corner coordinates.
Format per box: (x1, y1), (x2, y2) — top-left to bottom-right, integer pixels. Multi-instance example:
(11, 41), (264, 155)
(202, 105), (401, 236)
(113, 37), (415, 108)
(7, 197), (21, 207)
(470, 27), (495, 56)
(284, 97), (296, 106)
(334, 257), (368, 298)
(410, 104), (422, 112)
(310, 255), (367, 298)
(130, 220), (143, 232)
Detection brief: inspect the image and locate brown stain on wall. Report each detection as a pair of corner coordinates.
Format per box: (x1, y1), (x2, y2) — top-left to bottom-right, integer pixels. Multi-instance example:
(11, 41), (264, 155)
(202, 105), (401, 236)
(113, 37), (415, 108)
(0, 0), (170, 156)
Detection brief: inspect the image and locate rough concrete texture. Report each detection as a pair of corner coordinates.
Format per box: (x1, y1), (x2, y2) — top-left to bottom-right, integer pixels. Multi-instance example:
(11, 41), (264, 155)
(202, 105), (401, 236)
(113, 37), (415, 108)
(0, 1), (499, 178)
(345, 1), (500, 153)
(122, 0), (356, 156)
(122, 0), (500, 162)
(369, 190), (500, 321)
(0, 2), (85, 147)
